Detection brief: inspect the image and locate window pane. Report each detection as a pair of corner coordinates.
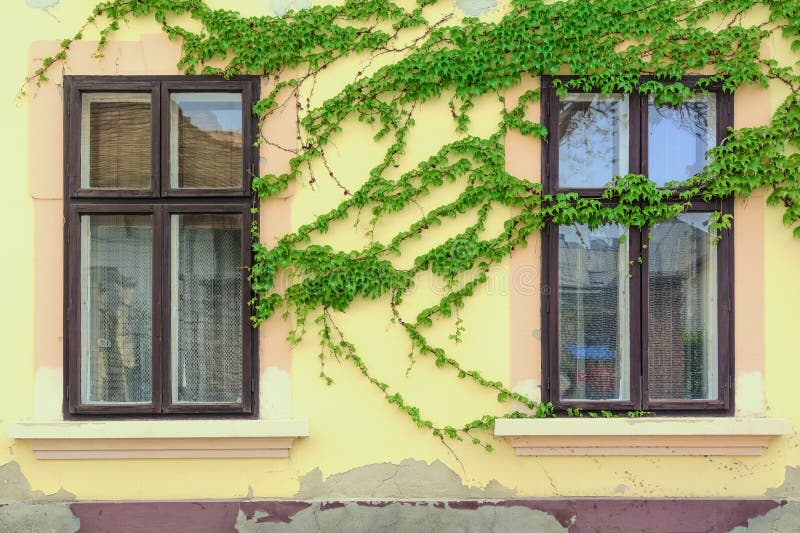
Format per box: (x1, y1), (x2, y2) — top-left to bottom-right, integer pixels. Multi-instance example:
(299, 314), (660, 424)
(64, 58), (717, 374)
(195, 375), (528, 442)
(171, 214), (243, 403)
(80, 215), (153, 404)
(169, 93), (243, 189)
(558, 224), (630, 401)
(558, 94), (629, 188)
(81, 93), (152, 189)
(648, 94), (716, 186)
(647, 213), (718, 400)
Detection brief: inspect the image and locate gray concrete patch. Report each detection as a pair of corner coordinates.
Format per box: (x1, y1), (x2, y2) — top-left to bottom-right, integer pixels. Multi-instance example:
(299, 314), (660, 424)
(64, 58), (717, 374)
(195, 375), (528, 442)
(235, 501), (567, 533)
(0, 461), (75, 504)
(456, 0), (497, 17)
(766, 466), (800, 498)
(270, 0), (312, 17)
(25, 0), (59, 8)
(295, 459), (515, 499)
(727, 500), (800, 533)
(0, 502), (78, 533)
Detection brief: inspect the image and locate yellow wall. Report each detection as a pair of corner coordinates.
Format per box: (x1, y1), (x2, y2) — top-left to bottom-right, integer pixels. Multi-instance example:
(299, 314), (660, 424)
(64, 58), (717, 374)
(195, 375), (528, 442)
(1, 0), (798, 502)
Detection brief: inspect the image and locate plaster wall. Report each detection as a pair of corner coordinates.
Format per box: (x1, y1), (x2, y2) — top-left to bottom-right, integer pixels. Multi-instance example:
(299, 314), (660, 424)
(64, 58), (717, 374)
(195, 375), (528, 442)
(0, 2), (799, 527)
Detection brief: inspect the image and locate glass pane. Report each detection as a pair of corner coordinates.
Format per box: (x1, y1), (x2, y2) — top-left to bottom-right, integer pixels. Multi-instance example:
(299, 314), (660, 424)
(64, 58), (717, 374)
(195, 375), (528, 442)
(81, 93), (152, 189)
(170, 93), (243, 189)
(648, 94), (716, 186)
(558, 224), (630, 401)
(647, 213), (718, 400)
(558, 94), (629, 188)
(80, 215), (153, 404)
(171, 214), (243, 403)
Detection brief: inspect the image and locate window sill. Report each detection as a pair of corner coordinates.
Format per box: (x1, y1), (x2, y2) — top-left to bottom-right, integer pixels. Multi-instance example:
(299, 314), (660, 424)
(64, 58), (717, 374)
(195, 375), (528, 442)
(494, 417), (791, 456)
(7, 419), (309, 459)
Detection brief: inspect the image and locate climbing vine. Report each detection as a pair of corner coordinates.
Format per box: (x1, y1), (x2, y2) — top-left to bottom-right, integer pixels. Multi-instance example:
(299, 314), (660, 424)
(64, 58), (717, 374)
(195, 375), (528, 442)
(30, 0), (800, 451)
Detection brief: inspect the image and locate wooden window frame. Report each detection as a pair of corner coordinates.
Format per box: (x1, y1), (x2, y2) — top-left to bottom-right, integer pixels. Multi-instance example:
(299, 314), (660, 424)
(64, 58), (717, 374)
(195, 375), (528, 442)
(63, 75), (260, 418)
(540, 76), (735, 415)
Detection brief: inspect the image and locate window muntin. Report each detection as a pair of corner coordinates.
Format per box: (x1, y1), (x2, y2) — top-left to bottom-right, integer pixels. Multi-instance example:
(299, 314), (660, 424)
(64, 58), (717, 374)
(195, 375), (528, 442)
(65, 77), (258, 417)
(542, 78), (733, 413)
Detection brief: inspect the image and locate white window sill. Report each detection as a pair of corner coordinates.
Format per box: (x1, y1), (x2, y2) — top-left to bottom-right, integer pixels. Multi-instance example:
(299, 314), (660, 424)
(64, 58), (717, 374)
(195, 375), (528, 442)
(494, 417), (791, 456)
(7, 419), (309, 459)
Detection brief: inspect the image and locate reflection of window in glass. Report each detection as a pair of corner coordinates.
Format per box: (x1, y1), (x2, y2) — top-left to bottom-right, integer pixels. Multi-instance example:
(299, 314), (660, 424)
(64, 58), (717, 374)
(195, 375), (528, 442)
(648, 95), (716, 185)
(80, 215), (153, 404)
(558, 94), (629, 188)
(171, 214), (243, 404)
(169, 93), (243, 189)
(558, 224), (630, 401)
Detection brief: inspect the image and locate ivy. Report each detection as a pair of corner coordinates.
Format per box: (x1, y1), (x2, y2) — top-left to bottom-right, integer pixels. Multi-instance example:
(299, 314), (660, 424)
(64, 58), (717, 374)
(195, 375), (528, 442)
(29, 0), (800, 451)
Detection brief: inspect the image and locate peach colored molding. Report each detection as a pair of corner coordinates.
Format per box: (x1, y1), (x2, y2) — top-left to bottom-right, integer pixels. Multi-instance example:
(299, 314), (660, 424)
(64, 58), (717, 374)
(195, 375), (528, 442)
(732, 83), (769, 377)
(506, 75), (542, 403)
(495, 417), (791, 456)
(27, 37), (300, 425)
(28, 37), (189, 421)
(502, 75), (771, 415)
(8, 420), (309, 459)
(258, 74), (299, 418)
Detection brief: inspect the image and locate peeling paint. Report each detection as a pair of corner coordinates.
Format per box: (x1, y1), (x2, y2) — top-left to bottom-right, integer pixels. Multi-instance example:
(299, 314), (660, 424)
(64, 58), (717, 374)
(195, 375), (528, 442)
(295, 459), (515, 499)
(0, 498), (785, 532)
(728, 501), (799, 533)
(236, 500), (567, 532)
(239, 501), (312, 524)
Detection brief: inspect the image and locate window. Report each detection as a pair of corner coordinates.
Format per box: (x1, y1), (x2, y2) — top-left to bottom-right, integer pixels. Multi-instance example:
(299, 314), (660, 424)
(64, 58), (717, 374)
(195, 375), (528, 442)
(64, 76), (259, 416)
(541, 77), (734, 414)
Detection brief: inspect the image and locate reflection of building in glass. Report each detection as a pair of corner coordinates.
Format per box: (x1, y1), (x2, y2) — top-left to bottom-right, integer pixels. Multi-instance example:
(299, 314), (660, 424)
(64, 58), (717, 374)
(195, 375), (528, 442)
(559, 225), (627, 401)
(558, 216), (716, 402)
(648, 215), (717, 401)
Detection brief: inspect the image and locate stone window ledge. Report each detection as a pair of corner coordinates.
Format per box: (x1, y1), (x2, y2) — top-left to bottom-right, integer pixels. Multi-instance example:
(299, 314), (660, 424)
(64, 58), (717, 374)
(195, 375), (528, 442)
(494, 417), (791, 456)
(7, 419), (309, 459)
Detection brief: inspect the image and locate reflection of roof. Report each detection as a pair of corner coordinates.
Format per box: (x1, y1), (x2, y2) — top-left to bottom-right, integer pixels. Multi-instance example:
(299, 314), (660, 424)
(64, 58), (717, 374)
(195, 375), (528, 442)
(563, 343), (616, 360)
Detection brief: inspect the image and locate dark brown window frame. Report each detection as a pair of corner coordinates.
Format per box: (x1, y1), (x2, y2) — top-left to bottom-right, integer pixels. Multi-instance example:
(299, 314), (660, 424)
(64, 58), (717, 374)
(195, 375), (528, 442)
(63, 75), (260, 418)
(540, 76), (735, 415)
